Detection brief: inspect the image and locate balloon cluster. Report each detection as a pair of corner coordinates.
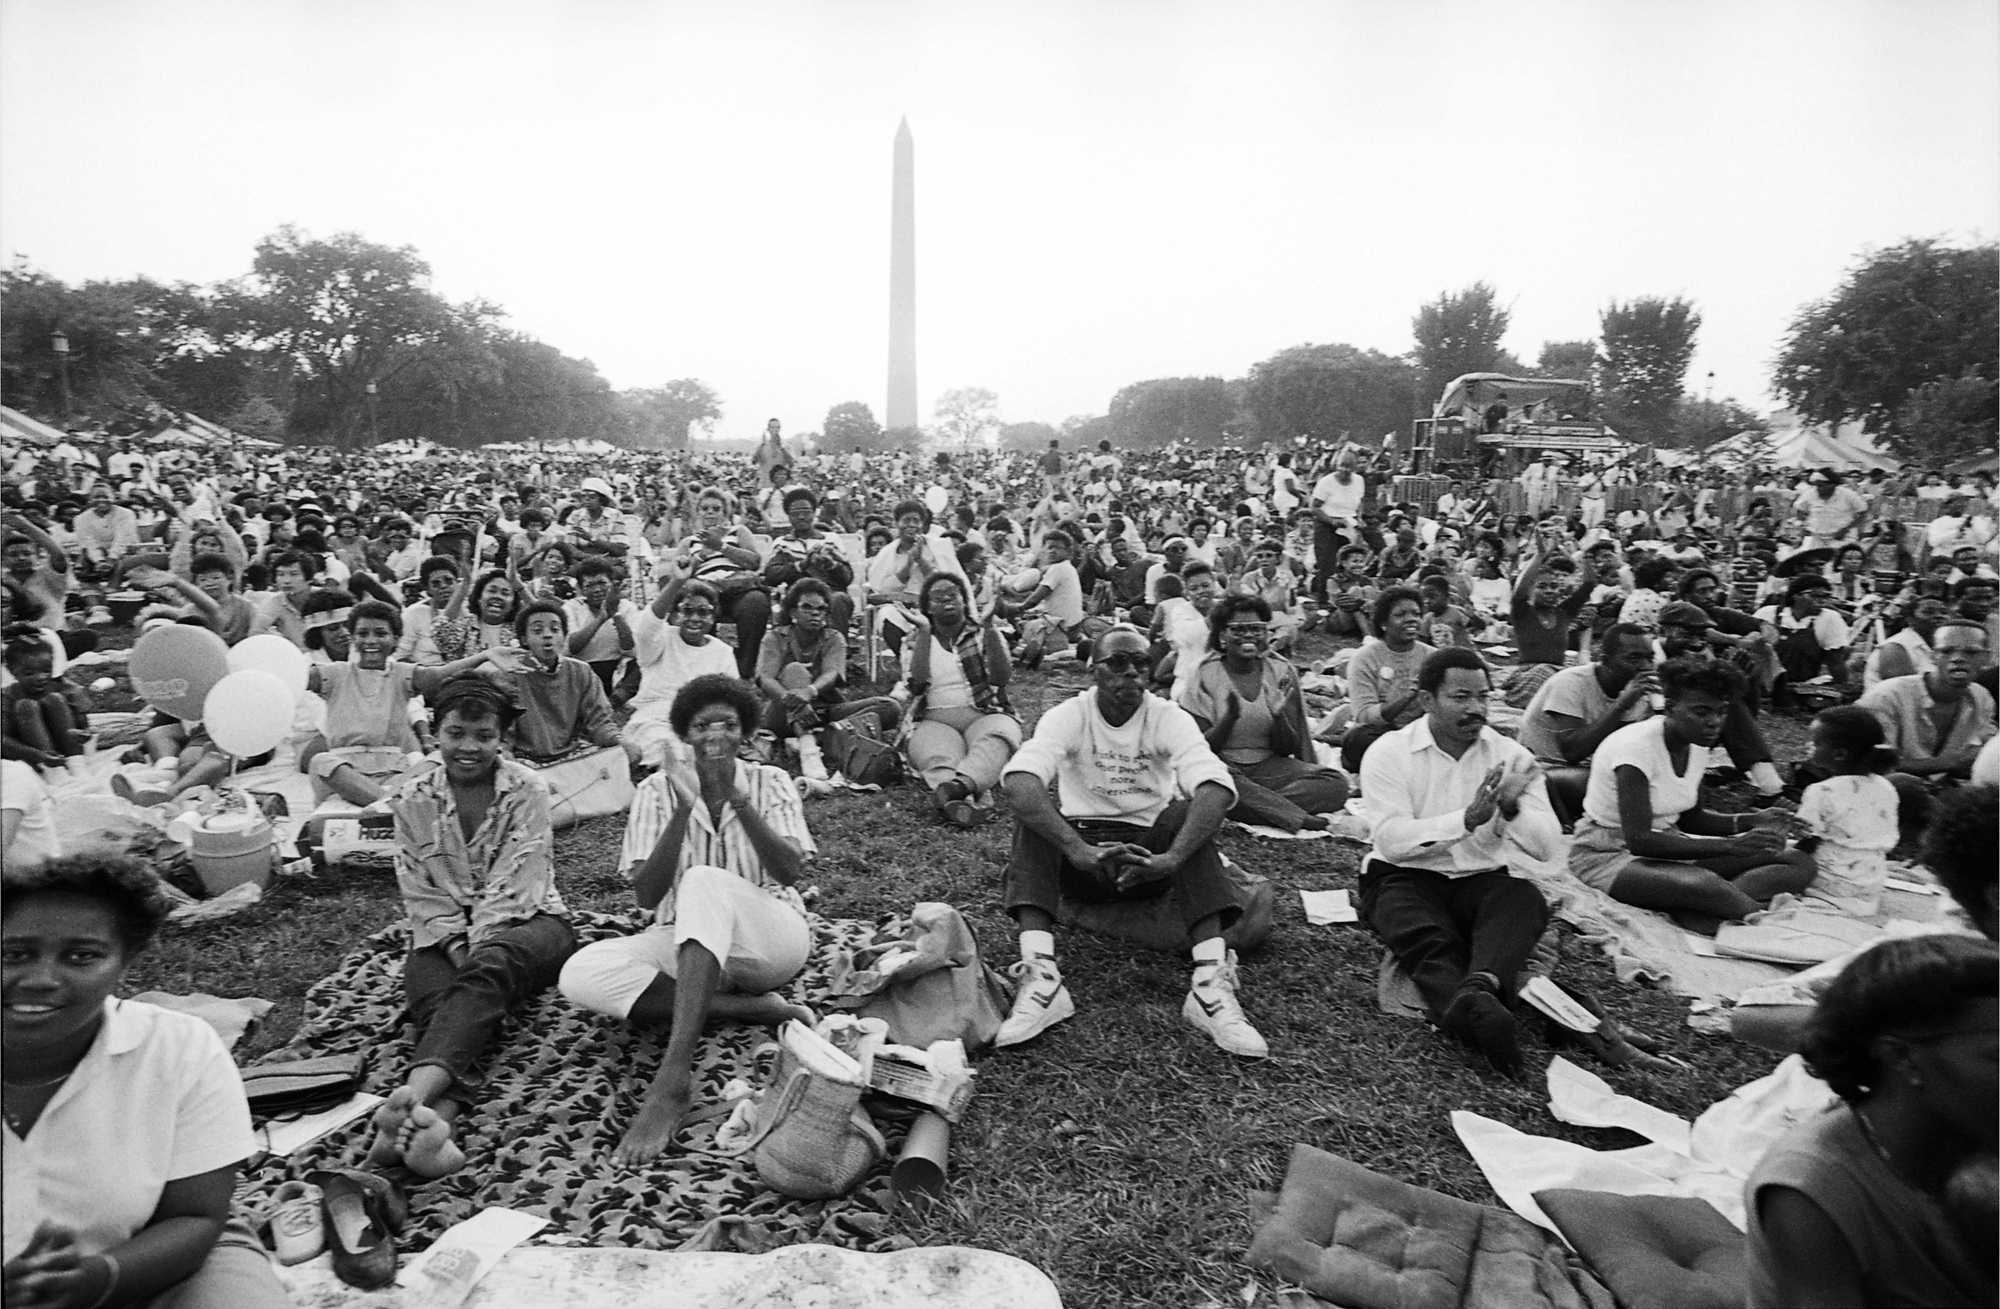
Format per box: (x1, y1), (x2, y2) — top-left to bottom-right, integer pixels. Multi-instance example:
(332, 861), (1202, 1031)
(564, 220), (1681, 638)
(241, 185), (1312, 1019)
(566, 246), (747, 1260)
(126, 628), (310, 758)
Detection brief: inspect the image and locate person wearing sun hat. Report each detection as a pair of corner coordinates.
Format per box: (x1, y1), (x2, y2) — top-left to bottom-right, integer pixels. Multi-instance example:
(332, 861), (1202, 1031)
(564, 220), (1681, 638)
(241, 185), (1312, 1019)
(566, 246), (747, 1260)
(568, 476), (633, 557)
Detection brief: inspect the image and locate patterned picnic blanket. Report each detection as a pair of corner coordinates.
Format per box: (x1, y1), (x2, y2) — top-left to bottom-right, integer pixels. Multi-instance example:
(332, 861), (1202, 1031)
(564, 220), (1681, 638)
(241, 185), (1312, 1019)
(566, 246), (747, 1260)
(236, 911), (918, 1255)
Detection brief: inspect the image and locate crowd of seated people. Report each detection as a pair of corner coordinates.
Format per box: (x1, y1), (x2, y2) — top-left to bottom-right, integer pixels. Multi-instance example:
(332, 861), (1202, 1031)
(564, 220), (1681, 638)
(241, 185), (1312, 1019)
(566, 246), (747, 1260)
(3, 430), (1997, 1303)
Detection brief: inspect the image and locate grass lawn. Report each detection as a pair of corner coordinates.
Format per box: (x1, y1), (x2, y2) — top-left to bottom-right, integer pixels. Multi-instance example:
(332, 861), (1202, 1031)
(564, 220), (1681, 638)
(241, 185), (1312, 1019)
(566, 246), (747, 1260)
(116, 639), (1799, 1308)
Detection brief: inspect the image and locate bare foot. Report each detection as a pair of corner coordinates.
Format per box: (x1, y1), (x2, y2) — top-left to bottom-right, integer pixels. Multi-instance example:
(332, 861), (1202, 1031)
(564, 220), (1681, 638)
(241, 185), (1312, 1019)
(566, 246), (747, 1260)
(611, 1080), (694, 1168)
(367, 1086), (422, 1167)
(396, 1104), (467, 1178)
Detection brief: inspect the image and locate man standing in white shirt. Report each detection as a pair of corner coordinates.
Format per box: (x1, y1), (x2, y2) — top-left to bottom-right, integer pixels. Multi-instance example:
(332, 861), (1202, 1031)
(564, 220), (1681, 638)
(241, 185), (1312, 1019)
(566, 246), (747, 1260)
(1357, 647), (1559, 1076)
(1307, 451), (1365, 599)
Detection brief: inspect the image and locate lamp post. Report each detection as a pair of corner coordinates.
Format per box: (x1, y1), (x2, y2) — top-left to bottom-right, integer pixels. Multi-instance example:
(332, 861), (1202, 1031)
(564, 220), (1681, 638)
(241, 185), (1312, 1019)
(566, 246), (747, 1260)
(50, 330), (71, 427)
(365, 381), (380, 445)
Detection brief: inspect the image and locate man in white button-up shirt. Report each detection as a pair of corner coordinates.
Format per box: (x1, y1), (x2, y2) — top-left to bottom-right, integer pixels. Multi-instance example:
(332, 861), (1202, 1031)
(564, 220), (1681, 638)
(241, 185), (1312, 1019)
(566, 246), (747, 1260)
(1358, 647), (1559, 1076)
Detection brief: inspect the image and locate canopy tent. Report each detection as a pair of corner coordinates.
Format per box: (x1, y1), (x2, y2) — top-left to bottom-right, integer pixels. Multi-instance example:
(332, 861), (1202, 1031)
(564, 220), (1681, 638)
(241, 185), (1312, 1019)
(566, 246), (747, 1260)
(0, 406), (67, 447)
(177, 410), (280, 450)
(1697, 414), (1897, 472)
(1433, 373), (1590, 420)
(1947, 446), (1998, 476)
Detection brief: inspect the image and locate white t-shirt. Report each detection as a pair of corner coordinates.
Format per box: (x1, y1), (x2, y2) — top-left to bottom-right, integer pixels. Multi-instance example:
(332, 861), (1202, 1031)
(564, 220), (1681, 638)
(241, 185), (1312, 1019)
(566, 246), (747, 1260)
(628, 609), (736, 709)
(1041, 558), (1085, 628)
(1518, 664), (1650, 766)
(1310, 471), (1365, 523)
(0, 758), (60, 864)
(1754, 604), (1851, 653)
(1004, 690), (1234, 825)
(1582, 718), (1710, 831)
(2, 1000), (252, 1261)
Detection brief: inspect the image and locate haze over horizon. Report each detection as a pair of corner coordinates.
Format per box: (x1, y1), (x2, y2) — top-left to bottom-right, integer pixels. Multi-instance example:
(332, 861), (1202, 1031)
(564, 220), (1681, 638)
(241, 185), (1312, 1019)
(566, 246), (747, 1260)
(3, 0), (1994, 440)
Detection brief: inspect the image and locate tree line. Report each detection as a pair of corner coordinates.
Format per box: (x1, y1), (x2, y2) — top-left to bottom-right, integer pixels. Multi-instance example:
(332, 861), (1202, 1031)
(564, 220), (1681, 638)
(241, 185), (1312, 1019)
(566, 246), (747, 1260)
(2, 227), (1990, 465)
(0, 227), (720, 450)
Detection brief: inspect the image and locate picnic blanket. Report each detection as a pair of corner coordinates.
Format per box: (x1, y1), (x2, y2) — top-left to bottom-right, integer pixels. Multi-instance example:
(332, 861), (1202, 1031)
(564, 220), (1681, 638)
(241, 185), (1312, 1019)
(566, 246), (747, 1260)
(1512, 845), (1953, 1013)
(1245, 1142), (1612, 1309)
(235, 911), (921, 1255)
(1453, 1055), (1836, 1234)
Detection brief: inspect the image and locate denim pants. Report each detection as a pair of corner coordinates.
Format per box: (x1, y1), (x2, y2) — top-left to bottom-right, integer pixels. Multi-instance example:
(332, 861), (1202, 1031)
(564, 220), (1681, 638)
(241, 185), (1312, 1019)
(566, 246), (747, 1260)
(1357, 861), (1548, 1022)
(405, 913), (577, 1096)
(1003, 801), (1240, 937)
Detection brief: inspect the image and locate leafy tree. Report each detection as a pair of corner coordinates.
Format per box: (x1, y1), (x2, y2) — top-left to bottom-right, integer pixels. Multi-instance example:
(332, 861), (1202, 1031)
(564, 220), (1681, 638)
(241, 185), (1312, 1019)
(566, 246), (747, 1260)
(882, 425), (924, 450)
(0, 265), (163, 420)
(219, 226), (489, 446)
(1670, 397), (1768, 451)
(1106, 377), (1231, 448)
(933, 386), (1000, 451)
(1772, 239), (1998, 460)
(1597, 297), (1700, 445)
(1531, 339), (1599, 419)
(1242, 344), (1420, 448)
(820, 400), (885, 454)
(1895, 373), (1998, 466)
(619, 378), (722, 450)
(997, 420), (1058, 453)
(224, 394), (287, 442)
(1411, 282), (1513, 399)
(1536, 340), (1597, 380)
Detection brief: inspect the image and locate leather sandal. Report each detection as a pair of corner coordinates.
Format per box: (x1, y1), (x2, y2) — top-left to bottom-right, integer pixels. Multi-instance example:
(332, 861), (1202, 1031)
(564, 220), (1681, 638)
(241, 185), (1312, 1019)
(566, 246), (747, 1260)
(306, 1168), (407, 1290)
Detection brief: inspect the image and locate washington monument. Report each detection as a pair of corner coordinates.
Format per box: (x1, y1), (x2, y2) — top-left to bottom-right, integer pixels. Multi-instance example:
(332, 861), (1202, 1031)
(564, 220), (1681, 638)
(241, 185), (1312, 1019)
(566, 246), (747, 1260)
(886, 117), (917, 431)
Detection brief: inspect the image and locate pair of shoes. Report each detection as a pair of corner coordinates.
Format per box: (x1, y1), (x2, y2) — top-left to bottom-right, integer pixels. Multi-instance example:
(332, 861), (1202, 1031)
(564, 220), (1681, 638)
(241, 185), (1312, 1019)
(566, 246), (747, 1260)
(1442, 975), (1523, 1077)
(933, 779), (979, 828)
(304, 1168), (407, 1290)
(268, 1180), (325, 1265)
(995, 957), (1074, 1047)
(1183, 951), (1270, 1058)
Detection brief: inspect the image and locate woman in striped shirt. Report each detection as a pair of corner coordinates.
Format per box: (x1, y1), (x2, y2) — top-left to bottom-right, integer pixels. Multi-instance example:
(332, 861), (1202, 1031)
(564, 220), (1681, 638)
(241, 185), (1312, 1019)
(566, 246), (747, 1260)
(558, 674), (816, 1167)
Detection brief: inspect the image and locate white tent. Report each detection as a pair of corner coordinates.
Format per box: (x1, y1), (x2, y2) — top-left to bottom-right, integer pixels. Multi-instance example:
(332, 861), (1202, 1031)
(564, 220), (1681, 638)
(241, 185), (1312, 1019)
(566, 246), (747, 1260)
(0, 406), (66, 447)
(1686, 411), (1897, 472)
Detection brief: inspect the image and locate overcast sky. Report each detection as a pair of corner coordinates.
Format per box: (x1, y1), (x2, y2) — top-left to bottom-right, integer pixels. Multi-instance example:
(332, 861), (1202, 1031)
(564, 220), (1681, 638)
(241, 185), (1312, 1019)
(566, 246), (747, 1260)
(4, 0), (1995, 440)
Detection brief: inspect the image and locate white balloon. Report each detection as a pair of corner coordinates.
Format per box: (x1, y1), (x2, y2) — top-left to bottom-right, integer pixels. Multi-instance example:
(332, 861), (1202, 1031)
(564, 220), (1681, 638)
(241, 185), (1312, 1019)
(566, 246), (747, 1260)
(227, 634), (311, 705)
(202, 669), (294, 759)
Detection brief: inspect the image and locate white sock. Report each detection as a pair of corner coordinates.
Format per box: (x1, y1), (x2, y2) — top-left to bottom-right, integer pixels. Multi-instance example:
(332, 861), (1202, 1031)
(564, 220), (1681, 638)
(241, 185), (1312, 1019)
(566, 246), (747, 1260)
(1191, 937), (1227, 982)
(1748, 761), (1783, 796)
(1019, 930), (1056, 966)
(797, 735), (828, 781)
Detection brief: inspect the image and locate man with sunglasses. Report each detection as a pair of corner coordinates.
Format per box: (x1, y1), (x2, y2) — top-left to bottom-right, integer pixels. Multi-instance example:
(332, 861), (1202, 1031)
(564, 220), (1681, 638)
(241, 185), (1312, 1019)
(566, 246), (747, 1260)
(995, 625), (1266, 1058)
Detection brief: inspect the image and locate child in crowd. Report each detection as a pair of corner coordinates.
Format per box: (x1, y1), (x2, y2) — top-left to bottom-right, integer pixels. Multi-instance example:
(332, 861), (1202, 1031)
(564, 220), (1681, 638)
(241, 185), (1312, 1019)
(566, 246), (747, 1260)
(2, 626), (87, 768)
(1417, 573), (1483, 650)
(1792, 705), (1899, 917)
(299, 601), (513, 806)
(509, 600), (620, 763)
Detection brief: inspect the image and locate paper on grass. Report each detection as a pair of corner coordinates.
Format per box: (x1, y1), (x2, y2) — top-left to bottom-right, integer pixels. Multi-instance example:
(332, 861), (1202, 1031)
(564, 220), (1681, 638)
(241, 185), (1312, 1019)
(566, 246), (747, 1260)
(402, 1207), (550, 1308)
(1545, 1056), (1690, 1152)
(256, 1092), (381, 1158)
(1235, 821), (1332, 840)
(1299, 888), (1357, 925)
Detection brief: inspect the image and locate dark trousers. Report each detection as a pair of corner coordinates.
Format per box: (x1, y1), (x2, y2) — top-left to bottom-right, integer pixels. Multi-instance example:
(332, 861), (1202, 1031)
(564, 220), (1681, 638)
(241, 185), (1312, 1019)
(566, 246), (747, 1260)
(1004, 802), (1240, 937)
(1358, 861), (1549, 1022)
(405, 913), (576, 1096)
(587, 658), (621, 696)
(1311, 523), (1346, 599)
(719, 588), (772, 679)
